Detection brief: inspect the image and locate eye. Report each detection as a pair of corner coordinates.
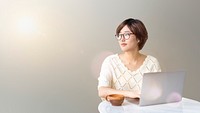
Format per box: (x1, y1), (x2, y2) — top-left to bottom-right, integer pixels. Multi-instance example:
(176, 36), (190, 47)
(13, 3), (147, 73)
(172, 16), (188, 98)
(124, 33), (128, 36)
(124, 33), (130, 36)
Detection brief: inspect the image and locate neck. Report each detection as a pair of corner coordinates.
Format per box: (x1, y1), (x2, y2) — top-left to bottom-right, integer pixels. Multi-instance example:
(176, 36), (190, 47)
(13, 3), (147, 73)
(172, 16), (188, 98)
(123, 51), (141, 62)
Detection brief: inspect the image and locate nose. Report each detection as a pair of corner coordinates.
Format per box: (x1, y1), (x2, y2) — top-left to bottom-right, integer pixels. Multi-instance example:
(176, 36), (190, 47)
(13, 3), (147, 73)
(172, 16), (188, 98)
(121, 35), (126, 42)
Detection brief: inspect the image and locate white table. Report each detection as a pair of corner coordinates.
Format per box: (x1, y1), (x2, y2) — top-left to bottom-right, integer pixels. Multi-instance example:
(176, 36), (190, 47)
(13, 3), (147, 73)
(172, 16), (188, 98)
(98, 98), (200, 113)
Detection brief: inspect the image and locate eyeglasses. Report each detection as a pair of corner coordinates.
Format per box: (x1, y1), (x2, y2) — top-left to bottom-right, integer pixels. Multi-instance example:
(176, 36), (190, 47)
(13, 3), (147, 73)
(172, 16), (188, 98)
(115, 32), (133, 40)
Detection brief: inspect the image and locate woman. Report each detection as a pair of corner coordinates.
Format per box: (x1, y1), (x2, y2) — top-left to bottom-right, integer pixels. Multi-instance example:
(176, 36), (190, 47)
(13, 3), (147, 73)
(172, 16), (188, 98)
(98, 18), (161, 99)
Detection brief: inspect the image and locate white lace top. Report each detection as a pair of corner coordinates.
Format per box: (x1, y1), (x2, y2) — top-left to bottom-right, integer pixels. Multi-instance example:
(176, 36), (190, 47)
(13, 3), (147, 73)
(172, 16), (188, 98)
(98, 54), (161, 93)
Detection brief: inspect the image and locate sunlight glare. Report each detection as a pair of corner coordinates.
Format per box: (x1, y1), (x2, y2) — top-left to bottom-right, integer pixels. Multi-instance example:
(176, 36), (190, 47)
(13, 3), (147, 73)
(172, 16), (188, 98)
(17, 16), (37, 34)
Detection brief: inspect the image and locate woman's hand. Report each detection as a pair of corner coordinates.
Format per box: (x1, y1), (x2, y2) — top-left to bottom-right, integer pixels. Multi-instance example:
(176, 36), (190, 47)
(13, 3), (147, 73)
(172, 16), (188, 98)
(98, 86), (140, 99)
(125, 90), (140, 99)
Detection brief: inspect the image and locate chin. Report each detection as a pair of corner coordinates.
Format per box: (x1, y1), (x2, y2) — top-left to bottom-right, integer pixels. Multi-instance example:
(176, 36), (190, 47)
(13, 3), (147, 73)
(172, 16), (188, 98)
(121, 48), (135, 52)
(120, 46), (138, 52)
(121, 48), (129, 52)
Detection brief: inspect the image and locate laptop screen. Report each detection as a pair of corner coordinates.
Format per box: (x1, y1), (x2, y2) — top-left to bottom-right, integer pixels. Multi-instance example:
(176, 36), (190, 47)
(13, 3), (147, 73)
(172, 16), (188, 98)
(139, 71), (185, 106)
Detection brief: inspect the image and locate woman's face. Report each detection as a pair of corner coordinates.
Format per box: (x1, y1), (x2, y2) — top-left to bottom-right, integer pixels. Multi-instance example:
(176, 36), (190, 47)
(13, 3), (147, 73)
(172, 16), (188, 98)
(118, 25), (139, 52)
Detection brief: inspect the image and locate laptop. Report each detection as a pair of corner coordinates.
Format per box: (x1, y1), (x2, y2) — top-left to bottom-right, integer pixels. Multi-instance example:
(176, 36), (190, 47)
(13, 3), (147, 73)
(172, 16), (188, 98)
(128, 71), (186, 106)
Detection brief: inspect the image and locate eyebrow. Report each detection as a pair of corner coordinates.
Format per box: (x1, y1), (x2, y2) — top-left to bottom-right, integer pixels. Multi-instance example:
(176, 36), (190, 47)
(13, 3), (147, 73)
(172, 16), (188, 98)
(119, 31), (132, 34)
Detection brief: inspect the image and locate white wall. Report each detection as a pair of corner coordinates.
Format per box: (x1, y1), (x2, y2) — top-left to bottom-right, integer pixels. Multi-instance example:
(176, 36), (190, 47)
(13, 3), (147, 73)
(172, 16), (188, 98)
(0, 0), (199, 113)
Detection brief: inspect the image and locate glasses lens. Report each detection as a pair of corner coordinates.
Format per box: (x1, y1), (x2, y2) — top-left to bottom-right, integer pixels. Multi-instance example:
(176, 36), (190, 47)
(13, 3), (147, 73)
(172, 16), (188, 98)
(115, 34), (120, 40)
(116, 33), (132, 40)
(124, 33), (130, 39)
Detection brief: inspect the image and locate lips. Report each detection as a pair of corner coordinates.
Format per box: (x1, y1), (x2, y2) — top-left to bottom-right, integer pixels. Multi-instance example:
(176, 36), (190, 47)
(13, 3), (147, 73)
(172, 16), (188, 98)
(121, 43), (127, 47)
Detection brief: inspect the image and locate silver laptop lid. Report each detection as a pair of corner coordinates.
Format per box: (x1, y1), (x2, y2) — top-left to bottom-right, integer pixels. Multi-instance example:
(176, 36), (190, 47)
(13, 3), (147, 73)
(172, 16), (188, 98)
(139, 71), (185, 106)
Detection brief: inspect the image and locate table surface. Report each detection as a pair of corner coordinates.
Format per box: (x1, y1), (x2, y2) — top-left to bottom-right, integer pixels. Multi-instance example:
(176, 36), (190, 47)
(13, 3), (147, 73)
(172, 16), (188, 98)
(98, 98), (200, 113)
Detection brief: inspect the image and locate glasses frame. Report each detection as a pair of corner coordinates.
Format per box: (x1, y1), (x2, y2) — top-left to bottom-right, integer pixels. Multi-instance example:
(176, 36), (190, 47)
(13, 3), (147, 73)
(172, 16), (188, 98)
(115, 32), (134, 40)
